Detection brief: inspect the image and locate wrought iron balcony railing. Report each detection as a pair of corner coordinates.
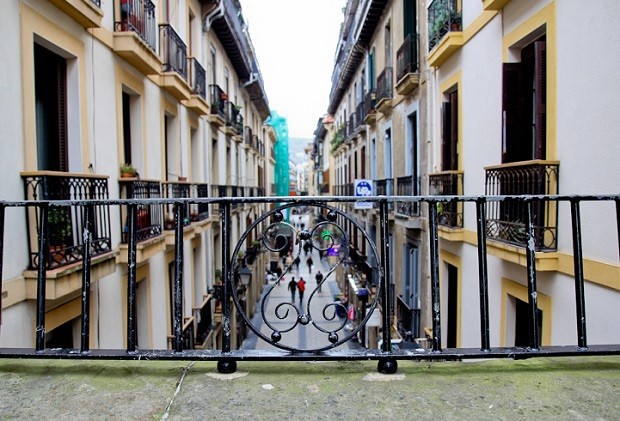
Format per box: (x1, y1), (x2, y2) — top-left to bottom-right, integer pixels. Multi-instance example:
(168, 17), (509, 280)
(396, 34), (419, 81)
(363, 90), (376, 120)
(376, 67), (393, 104)
(115, 0), (157, 50)
(118, 179), (162, 243)
(162, 182), (191, 230)
(429, 171), (464, 228)
(188, 57), (206, 99)
(374, 178), (394, 210)
(396, 295), (421, 342)
(159, 24), (187, 79)
(1, 194), (617, 374)
(226, 102), (243, 134)
(21, 172), (112, 269)
(485, 161), (559, 251)
(209, 85), (226, 119)
(396, 175), (421, 217)
(428, 0), (462, 51)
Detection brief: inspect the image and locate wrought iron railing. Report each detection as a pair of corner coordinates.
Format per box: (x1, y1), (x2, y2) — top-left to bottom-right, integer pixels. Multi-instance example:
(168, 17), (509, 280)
(115, 0), (157, 51)
(397, 34), (419, 82)
(396, 175), (420, 217)
(209, 85), (226, 118)
(485, 161), (559, 250)
(428, 0), (462, 51)
(374, 178), (394, 210)
(396, 295), (420, 341)
(162, 182), (191, 230)
(226, 102), (243, 134)
(159, 24), (187, 79)
(21, 172), (112, 269)
(118, 179), (162, 243)
(0, 195), (618, 374)
(188, 57), (206, 99)
(363, 90), (376, 120)
(376, 67), (393, 104)
(429, 171), (463, 228)
(0, 194), (617, 375)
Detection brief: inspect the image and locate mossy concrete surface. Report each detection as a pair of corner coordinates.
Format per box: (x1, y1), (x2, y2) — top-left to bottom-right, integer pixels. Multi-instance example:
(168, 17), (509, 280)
(0, 356), (618, 420)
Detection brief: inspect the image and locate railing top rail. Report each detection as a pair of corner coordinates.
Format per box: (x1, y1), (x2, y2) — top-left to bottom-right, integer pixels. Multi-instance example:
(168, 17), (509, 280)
(20, 171), (110, 180)
(429, 170), (464, 176)
(484, 160), (560, 171)
(1, 194), (618, 208)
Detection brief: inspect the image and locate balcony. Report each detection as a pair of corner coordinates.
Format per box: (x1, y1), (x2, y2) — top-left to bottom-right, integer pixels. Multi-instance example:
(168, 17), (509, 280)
(158, 24), (190, 101)
(363, 90), (377, 125)
(21, 172), (112, 270)
(427, 0), (463, 67)
(208, 85), (227, 127)
(395, 34), (420, 96)
(482, 0), (511, 10)
(113, 0), (161, 76)
(184, 57), (209, 115)
(48, 0), (103, 28)
(429, 171), (463, 229)
(161, 182), (191, 234)
(485, 161), (559, 251)
(396, 295), (421, 342)
(225, 102), (243, 138)
(374, 178), (394, 211)
(118, 179), (163, 263)
(395, 175), (421, 218)
(375, 67), (393, 114)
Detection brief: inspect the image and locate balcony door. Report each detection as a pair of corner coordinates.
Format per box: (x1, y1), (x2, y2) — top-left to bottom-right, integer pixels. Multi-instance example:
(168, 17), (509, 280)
(502, 36), (546, 164)
(441, 90), (458, 172)
(403, 243), (420, 311)
(34, 43), (68, 173)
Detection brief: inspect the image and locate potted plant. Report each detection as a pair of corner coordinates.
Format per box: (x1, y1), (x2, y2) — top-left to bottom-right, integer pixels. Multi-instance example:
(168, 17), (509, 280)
(48, 207), (72, 264)
(120, 163), (138, 178)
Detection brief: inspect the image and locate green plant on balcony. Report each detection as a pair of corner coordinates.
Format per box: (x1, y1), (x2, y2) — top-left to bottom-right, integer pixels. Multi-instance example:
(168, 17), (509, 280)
(330, 126), (345, 154)
(120, 163), (138, 178)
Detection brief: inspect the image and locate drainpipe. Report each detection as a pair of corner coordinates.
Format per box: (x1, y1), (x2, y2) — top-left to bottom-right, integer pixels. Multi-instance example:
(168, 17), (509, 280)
(203, 0), (223, 32)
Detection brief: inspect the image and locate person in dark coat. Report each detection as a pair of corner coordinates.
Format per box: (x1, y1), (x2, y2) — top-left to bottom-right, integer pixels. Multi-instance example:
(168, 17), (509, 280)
(288, 277), (297, 302)
(297, 277), (306, 305)
(306, 256), (313, 274)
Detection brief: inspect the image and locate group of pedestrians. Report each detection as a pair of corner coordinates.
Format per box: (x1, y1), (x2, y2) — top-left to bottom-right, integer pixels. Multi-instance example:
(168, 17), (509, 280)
(286, 269), (325, 304)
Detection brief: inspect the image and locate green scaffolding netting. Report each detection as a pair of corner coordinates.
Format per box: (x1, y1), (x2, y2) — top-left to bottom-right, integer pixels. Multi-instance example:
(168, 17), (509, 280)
(266, 110), (289, 197)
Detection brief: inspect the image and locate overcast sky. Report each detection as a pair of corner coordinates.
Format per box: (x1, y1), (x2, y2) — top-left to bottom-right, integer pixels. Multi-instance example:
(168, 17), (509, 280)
(240, 0), (346, 139)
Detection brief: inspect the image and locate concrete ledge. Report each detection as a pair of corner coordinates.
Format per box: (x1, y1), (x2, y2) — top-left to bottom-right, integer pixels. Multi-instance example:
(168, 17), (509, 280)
(0, 356), (618, 419)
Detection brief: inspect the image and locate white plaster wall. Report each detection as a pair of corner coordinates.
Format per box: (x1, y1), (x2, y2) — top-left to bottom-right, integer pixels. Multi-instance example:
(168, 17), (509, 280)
(0, 302), (34, 348)
(149, 254), (169, 348)
(97, 272), (124, 348)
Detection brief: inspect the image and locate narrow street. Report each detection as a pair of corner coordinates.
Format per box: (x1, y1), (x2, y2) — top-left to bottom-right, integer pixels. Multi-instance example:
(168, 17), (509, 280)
(242, 213), (362, 352)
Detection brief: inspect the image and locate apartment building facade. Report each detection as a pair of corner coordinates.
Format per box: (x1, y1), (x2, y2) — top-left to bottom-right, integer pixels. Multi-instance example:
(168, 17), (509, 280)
(0, 0), (274, 351)
(426, 0), (620, 348)
(324, 0), (430, 347)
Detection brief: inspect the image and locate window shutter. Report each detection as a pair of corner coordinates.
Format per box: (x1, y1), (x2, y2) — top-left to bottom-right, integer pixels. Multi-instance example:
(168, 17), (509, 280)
(534, 41), (547, 160)
(56, 58), (68, 173)
(450, 91), (458, 171)
(502, 62), (523, 163)
(441, 102), (451, 171)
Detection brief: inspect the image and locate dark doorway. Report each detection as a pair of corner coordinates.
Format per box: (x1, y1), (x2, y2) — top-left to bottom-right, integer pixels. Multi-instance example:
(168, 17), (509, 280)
(514, 297), (543, 347)
(46, 319), (74, 349)
(34, 43), (68, 172)
(446, 263), (458, 348)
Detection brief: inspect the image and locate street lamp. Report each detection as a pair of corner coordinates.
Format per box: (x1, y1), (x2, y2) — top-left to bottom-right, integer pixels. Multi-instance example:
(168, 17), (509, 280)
(238, 265), (252, 286)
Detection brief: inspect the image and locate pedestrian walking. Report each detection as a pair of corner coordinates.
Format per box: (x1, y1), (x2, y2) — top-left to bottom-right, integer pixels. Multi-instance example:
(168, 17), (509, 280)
(306, 255), (313, 274)
(288, 277), (297, 302)
(297, 277), (306, 305)
(294, 256), (300, 275)
(315, 270), (324, 292)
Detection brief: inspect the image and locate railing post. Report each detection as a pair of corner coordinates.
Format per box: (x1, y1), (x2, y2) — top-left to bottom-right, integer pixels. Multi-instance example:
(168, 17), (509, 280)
(570, 199), (587, 349)
(218, 202), (237, 374)
(525, 200), (540, 350)
(80, 204), (93, 353)
(126, 204), (138, 353)
(378, 199), (397, 374)
(428, 200), (442, 352)
(476, 198), (491, 351)
(173, 203), (185, 352)
(35, 204), (49, 351)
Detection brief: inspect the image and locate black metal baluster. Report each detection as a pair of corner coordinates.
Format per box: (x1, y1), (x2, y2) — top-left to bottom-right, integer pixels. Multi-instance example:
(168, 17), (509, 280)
(570, 199), (587, 349)
(525, 200), (540, 350)
(35, 204), (49, 351)
(476, 198), (491, 351)
(377, 199), (397, 374)
(428, 200), (442, 352)
(126, 204), (138, 352)
(173, 203), (185, 352)
(80, 204), (93, 353)
(218, 202), (236, 373)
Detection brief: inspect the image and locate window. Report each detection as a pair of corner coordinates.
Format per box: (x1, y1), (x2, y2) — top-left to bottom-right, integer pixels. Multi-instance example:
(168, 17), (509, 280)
(502, 35), (547, 163)
(441, 90), (458, 171)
